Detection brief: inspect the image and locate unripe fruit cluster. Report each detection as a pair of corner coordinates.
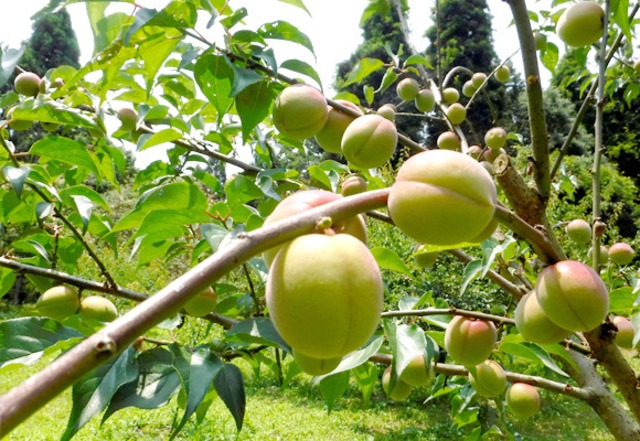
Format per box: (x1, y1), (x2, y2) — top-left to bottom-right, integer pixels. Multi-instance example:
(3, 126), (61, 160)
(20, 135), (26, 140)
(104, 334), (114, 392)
(36, 286), (118, 323)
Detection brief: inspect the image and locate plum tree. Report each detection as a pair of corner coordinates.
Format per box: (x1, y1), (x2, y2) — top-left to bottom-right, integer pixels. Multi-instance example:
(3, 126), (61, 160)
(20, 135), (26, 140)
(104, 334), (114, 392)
(36, 286), (79, 322)
(442, 87), (459, 104)
(315, 100), (363, 154)
(79, 296), (118, 322)
(272, 84), (328, 139)
(444, 316), (497, 366)
(388, 149), (498, 246)
(292, 350), (342, 376)
(446, 103), (467, 125)
(266, 234), (383, 359)
(117, 108), (138, 131)
(341, 174), (367, 196)
(14, 72), (41, 97)
(262, 190), (367, 267)
(413, 244), (438, 268)
(495, 65), (510, 83)
(506, 383), (541, 417)
(565, 219), (591, 244)
(415, 89), (435, 112)
(468, 360), (507, 398)
(396, 77), (420, 102)
(612, 316), (636, 349)
(382, 367), (412, 401)
(341, 114), (398, 169)
(535, 260), (609, 332)
(183, 287), (217, 317)
(514, 291), (571, 344)
(556, 1), (605, 47)
(609, 243), (635, 265)
(437, 131), (461, 151)
(484, 127), (507, 150)
(398, 355), (433, 387)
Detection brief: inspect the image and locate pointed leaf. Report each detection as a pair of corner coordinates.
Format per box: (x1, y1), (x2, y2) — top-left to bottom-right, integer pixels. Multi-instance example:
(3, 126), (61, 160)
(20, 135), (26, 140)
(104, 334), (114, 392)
(195, 54), (234, 119)
(213, 363), (246, 430)
(2, 166), (30, 197)
(259, 21), (315, 57)
(280, 59), (322, 88)
(318, 371), (350, 412)
(227, 317), (290, 350)
(278, 0), (310, 15)
(342, 58), (384, 87)
(370, 246), (411, 274)
(460, 259), (482, 295)
(315, 336), (383, 380)
(72, 195), (94, 235)
(139, 128), (183, 151)
(228, 63), (265, 97)
(0, 267), (17, 299)
(30, 137), (99, 177)
(236, 80), (275, 141)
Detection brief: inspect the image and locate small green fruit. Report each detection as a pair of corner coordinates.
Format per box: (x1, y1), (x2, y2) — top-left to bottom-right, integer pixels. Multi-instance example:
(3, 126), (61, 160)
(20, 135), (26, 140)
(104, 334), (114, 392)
(609, 242), (635, 265)
(341, 114), (397, 169)
(612, 316), (636, 349)
(534, 32), (547, 51)
(495, 65), (510, 83)
(565, 219), (591, 244)
(471, 73), (487, 89)
(415, 89), (435, 112)
(442, 87), (459, 104)
(462, 81), (477, 98)
(484, 127), (507, 150)
(398, 355), (433, 387)
(469, 360), (507, 397)
(184, 286), (217, 317)
(446, 103), (467, 126)
(468, 145), (483, 160)
(556, 1), (604, 47)
(414, 244), (438, 268)
(273, 84), (328, 140)
(117, 108), (138, 131)
(444, 316), (497, 366)
(36, 286), (79, 321)
(315, 100), (363, 154)
(506, 383), (540, 417)
(396, 78), (420, 102)
(377, 104), (396, 121)
(588, 245), (609, 263)
(41, 121), (60, 132)
(14, 72), (41, 97)
(382, 367), (413, 401)
(79, 295), (118, 322)
(437, 131), (461, 151)
(341, 174), (367, 196)
(514, 291), (571, 344)
(535, 260), (609, 332)
(293, 350), (342, 376)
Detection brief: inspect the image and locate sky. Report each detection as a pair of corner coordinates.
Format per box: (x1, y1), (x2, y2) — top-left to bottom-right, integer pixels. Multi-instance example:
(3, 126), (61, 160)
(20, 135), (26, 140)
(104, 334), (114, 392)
(0, 0), (552, 93)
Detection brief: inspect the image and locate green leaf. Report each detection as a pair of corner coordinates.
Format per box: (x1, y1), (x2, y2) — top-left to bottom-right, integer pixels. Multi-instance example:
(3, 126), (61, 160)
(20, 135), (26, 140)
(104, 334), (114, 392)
(499, 342), (568, 377)
(363, 85), (375, 105)
(170, 346), (224, 440)
(280, 59), (322, 88)
(0, 267), (16, 299)
(370, 247), (411, 274)
(30, 137), (100, 177)
(228, 62), (265, 97)
(611, 0), (632, 43)
(103, 347), (181, 421)
(393, 324), (427, 382)
(219, 7), (248, 30)
(12, 101), (99, 131)
(342, 58), (384, 87)
(0, 46), (26, 89)
(318, 371), (350, 412)
(72, 195), (94, 235)
(61, 348), (138, 441)
(236, 80), (275, 142)
(540, 42), (559, 72)
(59, 185), (110, 212)
(139, 128), (183, 151)
(195, 54), (234, 120)
(213, 363), (246, 431)
(315, 336), (384, 380)
(609, 286), (635, 313)
(278, 0), (310, 15)
(227, 317), (290, 350)
(2, 166), (30, 197)
(460, 259), (482, 295)
(259, 21), (315, 57)
(0, 317), (82, 370)
(307, 164), (333, 190)
(404, 54), (432, 69)
(376, 67), (398, 94)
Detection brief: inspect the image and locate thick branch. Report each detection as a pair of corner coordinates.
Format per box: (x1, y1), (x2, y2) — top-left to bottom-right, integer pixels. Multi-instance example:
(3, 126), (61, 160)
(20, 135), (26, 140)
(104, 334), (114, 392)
(0, 189), (389, 437)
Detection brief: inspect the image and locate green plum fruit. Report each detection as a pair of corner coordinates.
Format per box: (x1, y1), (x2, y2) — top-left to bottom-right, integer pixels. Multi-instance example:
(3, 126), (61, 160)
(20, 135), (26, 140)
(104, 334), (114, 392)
(468, 145), (483, 160)
(315, 100), (363, 153)
(184, 286), (218, 317)
(117, 108), (138, 131)
(41, 121), (60, 132)
(382, 367), (413, 401)
(514, 291), (571, 344)
(14, 72), (41, 97)
(415, 89), (435, 112)
(468, 360), (507, 397)
(79, 295), (118, 322)
(484, 127), (507, 150)
(612, 316), (636, 349)
(534, 32), (547, 50)
(442, 87), (459, 104)
(506, 383), (540, 417)
(341, 114), (397, 169)
(396, 78), (420, 102)
(462, 81), (477, 98)
(262, 190), (367, 267)
(36, 285), (79, 321)
(471, 72), (487, 89)
(565, 219), (591, 244)
(437, 131), (461, 151)
(609, 242), (635, 265)
(444, 315), (497, 366)
(495, 65), (510, 83)
(588, 245), (609, 263)
(483, 147), (505, 163)
(377, 104), (396, 121)
(535, 260), (609, 332)
(399, 355), (433, 387)
(266, 234), (383, 359)
(414, 244), (438, 268)
(446, 103), (466, 126)
(388, 149), (498, 246)
(557, 1), (604, 47)
(273, 84), (328, 140)
(293, 350), (342, 376)
(9, 119), (33, 131)
(341, 174), (367, 196)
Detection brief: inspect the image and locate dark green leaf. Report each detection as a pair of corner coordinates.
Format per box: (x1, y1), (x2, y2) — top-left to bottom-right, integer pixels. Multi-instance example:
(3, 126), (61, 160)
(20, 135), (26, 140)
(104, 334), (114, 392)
(611, 0), (632, 43)
(195, 54), (234, 119)
(228, 63), (265, 97)
(318, 371), (350, 412)
(30, 137), (100, 177)
(376, 67), (398, 94)
(499, 341), (568, 377)
(61, 348), (138, 441)
(236, 80), (275, 141)
(228, 317), (290, 350)
(213, 363), (245, 430)
(259, 21), (315, 57)
(2, 166), (30, 197)
(0, 267), (16, 299)
(540, 42), (559, 72)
